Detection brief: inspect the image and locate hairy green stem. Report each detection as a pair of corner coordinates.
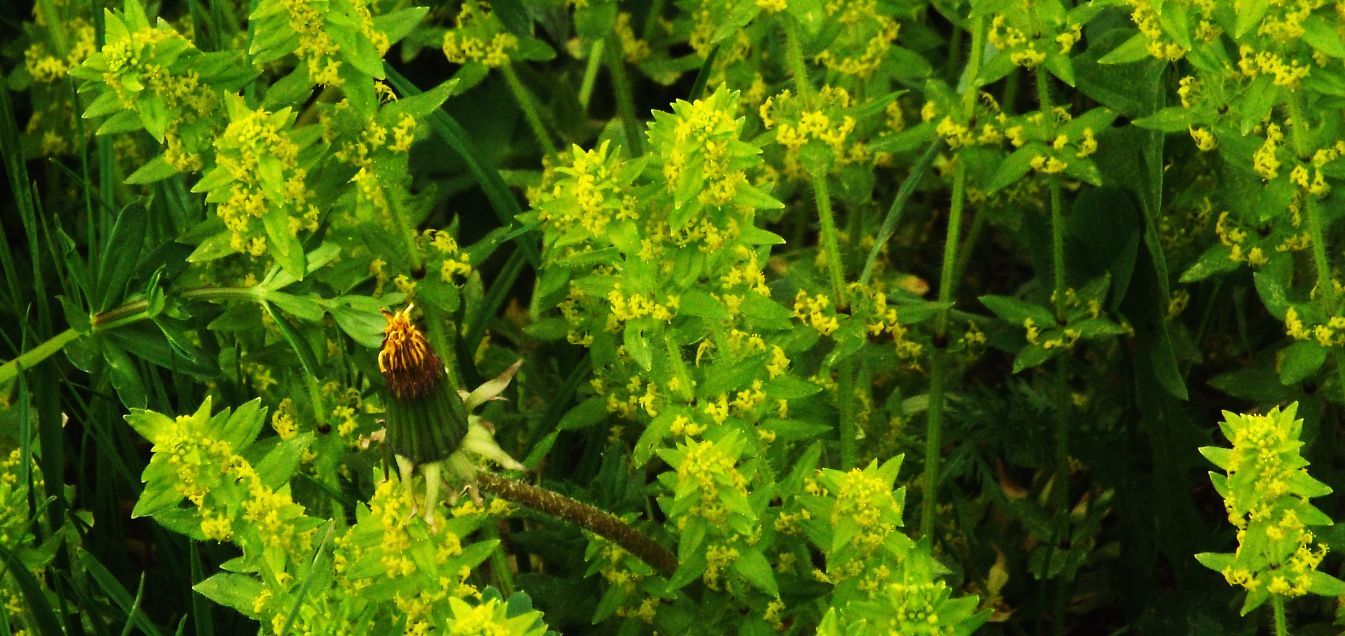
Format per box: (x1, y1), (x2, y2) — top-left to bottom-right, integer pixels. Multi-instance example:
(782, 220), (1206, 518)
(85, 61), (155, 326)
(475, 471), (677, 577)
(1286, 94), (1345, 405)
(500, 64), (558, 157)
(783, 17), (846, 307)
(1273, 595), (1288, 636)
(813, 176), (848, 308)
(606, 35), (644, 157)
(919, 15), (985, 540)
(1038, 65), (1072, 636)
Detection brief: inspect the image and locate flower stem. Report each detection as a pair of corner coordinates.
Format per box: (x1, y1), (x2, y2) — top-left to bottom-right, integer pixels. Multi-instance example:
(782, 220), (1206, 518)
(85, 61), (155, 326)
(1288, 95), (1345, 406)
(783, 17), (847, 308)
(1272, 595), (1288, 636)
(475, 471), (677, 577)
(1038, 65), (1073, 636)
(0, 287), (260, 386)
(919, 14), (985, 540)
(500, 64), (558, 157)
(606, 34), (644, 157)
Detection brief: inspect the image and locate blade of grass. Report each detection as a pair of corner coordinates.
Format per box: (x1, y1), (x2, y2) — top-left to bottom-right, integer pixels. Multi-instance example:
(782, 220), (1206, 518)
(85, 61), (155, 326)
(277, 521), (335, 636)
(464, 248), (527, 354)
(0, 76), (51, 335)
(687, 45), (718, 101)
(188, 542), (214, 636)
(80, 552), (164, 636)
(859, 140), (941, 286)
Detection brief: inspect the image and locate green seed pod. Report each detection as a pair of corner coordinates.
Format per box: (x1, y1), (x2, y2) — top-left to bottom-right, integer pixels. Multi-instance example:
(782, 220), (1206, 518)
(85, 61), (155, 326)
(378, 306), (469, 464)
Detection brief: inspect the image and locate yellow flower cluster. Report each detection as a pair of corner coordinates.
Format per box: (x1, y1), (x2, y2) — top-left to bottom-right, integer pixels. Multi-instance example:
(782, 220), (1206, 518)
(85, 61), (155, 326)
(813, 0), (900, 78)
(424, 229), (473, 283)
(154, 412), (314, 560)
(1030, 128), (1097, 175)
(1237, 45), (1310, 89)
(850, 283), (923, 363)
(1284, 307), (1345, 347)
(612, 12), (650, 63)
(666, 94), (749, 205)
(830, 468), (900, 556)
(272, 397), (299, 440)
(24, 18), (96, 83)
(761, 86), (862, 178)
(793, 290), (840, 336)
(607, 285), (678, 325)
(1215, 211), (1270, 267)
(703, 543), (740, 590)
(535, 142), (638, 240)
(1189, 127), (1217, 151)
(272, 0), (385, 86)
(209, 100), (318, 257)
(988, 14), (1046, 67)
(1255, 0), (1315, 42)
(670, 414), (708, 437)
(1212, 407), (1331, 598)
(675, 438), (749, 527)
(1126, 0), (1217, 60)
(442, 1), (518, 68)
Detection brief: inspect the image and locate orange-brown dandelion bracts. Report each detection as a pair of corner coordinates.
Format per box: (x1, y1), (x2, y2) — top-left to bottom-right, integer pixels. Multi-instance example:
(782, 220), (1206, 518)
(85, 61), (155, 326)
(379, 305), (470, 466)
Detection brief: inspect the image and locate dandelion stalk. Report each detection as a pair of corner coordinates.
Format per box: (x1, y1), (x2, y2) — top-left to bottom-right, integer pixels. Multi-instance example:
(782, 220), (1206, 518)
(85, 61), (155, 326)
(475, 471), (677, 577)
(920, 15), (985, 540)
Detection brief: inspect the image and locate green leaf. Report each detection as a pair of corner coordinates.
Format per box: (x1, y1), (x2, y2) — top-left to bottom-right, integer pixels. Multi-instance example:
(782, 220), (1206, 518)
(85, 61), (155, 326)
(1193, 551), (1233, 572)
(1012, 345), (1056, 373)
(1179, 244), (1239, 282)
(255, 434), (314, 489)
(1098, 33), (1149, 65)
(95, 203), (148, 312)
(1132, 106), (1194, 132)
(1197, 446), (1231, 471)
(731, 549), (780, 597)
(623, 322), (653, 371)
(124, 155), (178, 185)
(102, 339), (147, 408)
(262, 207), (305, 280)
(193, 573), (264, 618)
(1304, 15), (1345, 58)
(124, 409), (174, 444)
(986, 146), (1038, 193)
(1235, 0), (1270, 38)
(1280, 340), (1327, 385)
(1309, 571), (1345, 596)
(374, 7), (428, 46)
(979, 295), (1056, 327)
(558, 397), (607, 431)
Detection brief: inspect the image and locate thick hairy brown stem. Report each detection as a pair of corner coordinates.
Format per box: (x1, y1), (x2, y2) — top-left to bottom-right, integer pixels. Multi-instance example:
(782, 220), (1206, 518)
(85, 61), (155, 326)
(475, 472), (677, 577)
